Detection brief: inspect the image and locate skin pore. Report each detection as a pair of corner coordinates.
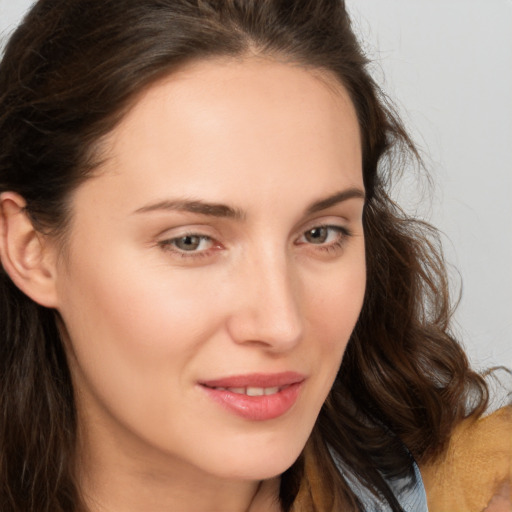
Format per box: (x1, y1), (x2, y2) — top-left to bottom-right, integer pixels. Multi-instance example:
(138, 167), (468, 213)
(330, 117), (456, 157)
(43, 57), (366, 511)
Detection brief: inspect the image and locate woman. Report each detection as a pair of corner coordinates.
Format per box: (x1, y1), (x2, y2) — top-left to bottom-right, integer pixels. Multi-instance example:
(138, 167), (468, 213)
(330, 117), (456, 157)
(0, 1), (509, 511)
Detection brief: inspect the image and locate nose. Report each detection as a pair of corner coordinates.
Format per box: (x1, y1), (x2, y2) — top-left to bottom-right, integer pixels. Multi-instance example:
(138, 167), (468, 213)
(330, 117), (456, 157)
(225, 251), (304, 352)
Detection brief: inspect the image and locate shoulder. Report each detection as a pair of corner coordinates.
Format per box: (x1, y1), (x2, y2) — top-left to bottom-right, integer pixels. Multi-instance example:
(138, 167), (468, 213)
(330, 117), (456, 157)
(420, 406), (512, 512)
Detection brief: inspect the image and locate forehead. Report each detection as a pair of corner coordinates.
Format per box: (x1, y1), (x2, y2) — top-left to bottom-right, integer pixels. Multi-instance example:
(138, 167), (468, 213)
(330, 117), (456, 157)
(81, 57), (363, 216)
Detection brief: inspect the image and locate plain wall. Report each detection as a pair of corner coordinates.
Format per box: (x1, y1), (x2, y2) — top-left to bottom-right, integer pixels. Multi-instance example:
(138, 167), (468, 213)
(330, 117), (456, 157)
(345, 0), (512, 370)
(1, 0), (511, 369)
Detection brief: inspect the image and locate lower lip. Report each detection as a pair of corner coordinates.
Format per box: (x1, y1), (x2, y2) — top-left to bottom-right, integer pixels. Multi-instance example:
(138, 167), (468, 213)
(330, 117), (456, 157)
(200, 382), (303, 421)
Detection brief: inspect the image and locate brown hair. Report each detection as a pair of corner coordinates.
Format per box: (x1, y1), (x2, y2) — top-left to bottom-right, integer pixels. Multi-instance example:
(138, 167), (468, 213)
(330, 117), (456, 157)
(0, 1), (489, 510)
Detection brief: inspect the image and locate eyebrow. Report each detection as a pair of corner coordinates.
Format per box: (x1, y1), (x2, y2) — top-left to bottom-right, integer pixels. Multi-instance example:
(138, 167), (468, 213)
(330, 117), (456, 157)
(133, 187), (365, 219)
(305, 187), (365, 215)
(134, 199), (245, 220)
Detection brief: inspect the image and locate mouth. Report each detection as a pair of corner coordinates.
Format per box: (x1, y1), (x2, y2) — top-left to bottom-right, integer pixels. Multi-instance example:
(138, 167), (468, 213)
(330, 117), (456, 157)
(198, 372), (305, 421)
(202, 384), (288, 396)
(199, 371), (305, 389)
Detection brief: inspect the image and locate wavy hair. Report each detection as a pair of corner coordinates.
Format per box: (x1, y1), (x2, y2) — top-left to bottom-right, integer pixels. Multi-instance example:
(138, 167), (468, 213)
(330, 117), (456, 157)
(0, 1), (489, 510)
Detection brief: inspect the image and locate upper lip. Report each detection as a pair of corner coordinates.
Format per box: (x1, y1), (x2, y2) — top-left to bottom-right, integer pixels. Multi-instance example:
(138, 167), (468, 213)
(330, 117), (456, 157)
(199, 371), (305, 389)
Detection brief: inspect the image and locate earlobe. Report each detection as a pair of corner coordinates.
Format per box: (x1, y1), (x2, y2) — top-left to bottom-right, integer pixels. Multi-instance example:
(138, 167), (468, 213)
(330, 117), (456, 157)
(0, 192), (59, 308)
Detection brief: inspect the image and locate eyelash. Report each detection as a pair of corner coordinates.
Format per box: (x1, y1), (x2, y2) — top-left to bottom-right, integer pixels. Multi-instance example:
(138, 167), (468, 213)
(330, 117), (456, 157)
(158, 233), (217, 259)
(158, 225), (352, 259)
(296, 225), (352, 254)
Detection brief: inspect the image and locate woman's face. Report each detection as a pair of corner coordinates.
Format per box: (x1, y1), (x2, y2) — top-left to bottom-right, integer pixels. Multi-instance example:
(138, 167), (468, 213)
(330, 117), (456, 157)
(55, 57), (366, 481)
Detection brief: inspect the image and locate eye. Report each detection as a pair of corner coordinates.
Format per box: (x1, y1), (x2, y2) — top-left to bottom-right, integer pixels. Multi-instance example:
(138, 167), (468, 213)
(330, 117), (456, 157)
(172, 235), (211, 251)
(299, 225), (349, 246)
(158, 233), (218, 256)
(304, 226), (331, 244)
(295, 224), (353, 257)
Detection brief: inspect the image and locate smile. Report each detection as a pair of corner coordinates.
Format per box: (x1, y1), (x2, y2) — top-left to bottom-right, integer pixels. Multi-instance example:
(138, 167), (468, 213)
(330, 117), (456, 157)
(199, 372), (305, 421)
(210, 386), (282, 396)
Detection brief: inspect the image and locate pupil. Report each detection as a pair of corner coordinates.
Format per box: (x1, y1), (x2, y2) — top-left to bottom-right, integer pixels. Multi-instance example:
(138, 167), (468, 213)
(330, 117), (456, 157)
(307, 227), (327, 243)
(177, 235), (200, 250)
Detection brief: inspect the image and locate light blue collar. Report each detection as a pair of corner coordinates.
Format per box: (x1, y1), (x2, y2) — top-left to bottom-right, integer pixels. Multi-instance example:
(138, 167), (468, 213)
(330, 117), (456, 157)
(334, 454), (429, 511)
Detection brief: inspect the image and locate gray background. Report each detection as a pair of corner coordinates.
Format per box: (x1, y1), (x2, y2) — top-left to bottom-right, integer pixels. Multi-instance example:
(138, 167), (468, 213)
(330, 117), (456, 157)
(1, 0), (511, 370)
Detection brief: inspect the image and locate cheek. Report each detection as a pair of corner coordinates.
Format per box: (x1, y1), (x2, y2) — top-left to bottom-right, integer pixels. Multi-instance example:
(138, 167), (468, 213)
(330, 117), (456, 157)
(301, 252), (366, 386)
(56, 252), (233, 449)
(311, 255), (366, 340)
(60, 240), (217, 341)
(56, 245), (224, 401)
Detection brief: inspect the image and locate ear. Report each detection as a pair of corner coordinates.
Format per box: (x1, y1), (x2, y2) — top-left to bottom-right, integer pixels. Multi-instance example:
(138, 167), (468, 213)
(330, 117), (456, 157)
(0, 192), (59, 308)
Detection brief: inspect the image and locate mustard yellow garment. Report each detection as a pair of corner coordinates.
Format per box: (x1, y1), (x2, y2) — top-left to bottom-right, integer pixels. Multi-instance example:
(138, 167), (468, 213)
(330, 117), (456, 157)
(420, 406), (512, 512)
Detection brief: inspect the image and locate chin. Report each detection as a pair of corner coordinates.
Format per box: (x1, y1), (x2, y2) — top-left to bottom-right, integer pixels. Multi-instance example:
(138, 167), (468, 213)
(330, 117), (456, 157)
(209, 443), (304, 482)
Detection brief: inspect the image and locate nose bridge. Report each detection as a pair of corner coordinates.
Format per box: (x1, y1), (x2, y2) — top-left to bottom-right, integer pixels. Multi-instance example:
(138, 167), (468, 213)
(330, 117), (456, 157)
(227, 245), (303, 350)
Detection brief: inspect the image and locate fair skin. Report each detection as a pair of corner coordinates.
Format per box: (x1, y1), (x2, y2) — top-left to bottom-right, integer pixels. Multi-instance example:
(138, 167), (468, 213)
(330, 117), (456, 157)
(0, 56), (507, 512)
(0, 57), (366, 511)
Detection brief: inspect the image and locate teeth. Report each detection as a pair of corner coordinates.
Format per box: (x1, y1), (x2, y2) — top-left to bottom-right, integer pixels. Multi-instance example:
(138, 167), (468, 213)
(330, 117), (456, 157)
(215, 386), (281, 396)
(246, 387), (264, 396)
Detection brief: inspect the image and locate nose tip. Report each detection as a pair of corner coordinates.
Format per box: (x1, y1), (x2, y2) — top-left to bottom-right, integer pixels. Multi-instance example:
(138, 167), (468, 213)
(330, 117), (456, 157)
(226, 266), (304, 352)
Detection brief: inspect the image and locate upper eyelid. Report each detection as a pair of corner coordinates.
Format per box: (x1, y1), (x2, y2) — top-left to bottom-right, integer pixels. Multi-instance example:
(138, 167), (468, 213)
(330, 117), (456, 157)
(297, 216), (352, 234)
(155, 216), (353, 243)
(296, 225), (350, 241)
(159, 223), (347, 239)
(160, 233), (216, 246)
(155, 223), (220, 240)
